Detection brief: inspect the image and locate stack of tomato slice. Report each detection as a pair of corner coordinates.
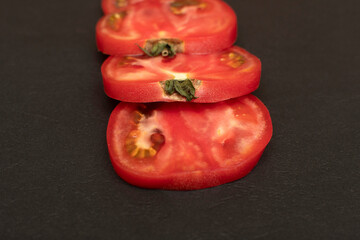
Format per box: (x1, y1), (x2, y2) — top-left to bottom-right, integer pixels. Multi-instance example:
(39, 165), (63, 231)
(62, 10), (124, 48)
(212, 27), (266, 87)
(96, 0), (273, 190)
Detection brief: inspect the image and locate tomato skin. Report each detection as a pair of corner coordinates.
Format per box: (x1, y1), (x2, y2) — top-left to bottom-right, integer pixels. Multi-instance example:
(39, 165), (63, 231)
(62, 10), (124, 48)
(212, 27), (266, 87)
(111, 150), (264, 190)
(101, 46), (261, 103)
(107, 95), (272, 190)
(96, 0), (237, 55)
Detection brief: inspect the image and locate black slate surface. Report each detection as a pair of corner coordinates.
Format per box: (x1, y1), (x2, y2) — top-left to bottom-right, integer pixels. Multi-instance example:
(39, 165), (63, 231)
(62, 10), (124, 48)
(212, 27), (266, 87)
(1, 0), (360, 239)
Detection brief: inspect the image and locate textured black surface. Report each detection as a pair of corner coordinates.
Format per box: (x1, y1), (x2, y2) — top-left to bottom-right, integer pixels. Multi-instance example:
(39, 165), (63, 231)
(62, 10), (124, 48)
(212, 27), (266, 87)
(1, 0), (360, 239)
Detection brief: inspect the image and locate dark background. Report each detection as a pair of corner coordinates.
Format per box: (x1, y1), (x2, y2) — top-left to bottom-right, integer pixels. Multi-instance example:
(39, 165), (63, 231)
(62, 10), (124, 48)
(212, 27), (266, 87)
(1, 0), (359, 239)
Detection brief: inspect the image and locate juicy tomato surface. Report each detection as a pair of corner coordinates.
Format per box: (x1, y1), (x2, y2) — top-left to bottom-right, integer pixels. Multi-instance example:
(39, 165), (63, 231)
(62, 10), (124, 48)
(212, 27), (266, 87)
(107, 95), (272, 190)
(102, 46), (261, 103)
(96, 0), (237, 55)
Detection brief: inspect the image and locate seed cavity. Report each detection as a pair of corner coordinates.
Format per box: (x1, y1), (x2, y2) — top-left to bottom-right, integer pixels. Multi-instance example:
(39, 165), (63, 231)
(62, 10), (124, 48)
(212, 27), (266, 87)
(115, 0), (127, 8)
(150, 131), (165, 151)
(220, 52), (245, 68)
(170, 0), (207, 15)
(107, 12), (126, 31)
(118, 56), (136, 67)
(132, 111), (144, 124)
(124, 108), (165, 159)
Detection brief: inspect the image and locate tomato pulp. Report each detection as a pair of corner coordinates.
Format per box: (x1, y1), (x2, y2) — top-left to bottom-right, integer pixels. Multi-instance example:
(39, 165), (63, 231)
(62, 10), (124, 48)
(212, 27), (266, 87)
(102, 46), (261, 103)
(107, 95), (272, 190)
(96, 0), (237, 55)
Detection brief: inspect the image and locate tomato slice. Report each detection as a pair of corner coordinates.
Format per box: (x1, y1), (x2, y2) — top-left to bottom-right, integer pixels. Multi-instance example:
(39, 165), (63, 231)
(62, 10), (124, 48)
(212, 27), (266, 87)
(107, 95), (272, 190)
(96, 0), (237, 55)
(102, 46), (261, 103)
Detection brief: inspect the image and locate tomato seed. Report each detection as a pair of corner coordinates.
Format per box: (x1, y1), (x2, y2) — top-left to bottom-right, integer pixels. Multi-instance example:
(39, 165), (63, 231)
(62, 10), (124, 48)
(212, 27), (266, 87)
(115, 0), (127, 8)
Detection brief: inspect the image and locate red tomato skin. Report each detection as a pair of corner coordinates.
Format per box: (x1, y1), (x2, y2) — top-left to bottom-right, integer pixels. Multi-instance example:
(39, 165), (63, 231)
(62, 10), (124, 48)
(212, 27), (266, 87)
(96, 0), (237, 55)
(110, 150), (264, 190)
(107, 95), (273, 190)
(101, 46), (261, 103)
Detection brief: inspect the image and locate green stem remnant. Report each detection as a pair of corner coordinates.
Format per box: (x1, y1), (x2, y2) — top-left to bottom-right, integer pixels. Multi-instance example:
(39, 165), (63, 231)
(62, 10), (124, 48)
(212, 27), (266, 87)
(137, 42), (176, 57)
(164, 79), (198, 101)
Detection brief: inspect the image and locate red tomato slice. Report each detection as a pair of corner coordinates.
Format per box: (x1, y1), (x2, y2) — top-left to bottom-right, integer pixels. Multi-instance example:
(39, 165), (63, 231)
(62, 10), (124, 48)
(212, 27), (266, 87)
(96, 0), (237, 55)
(107, 95), (272, 190)
(101, 46), (261, 103)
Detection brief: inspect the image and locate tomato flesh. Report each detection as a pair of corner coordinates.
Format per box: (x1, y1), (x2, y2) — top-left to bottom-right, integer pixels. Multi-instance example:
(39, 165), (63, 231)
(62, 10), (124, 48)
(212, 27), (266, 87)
(107, 95), (272, 190)
(102, 46), (261, 103)
(96, 0), (237, 55)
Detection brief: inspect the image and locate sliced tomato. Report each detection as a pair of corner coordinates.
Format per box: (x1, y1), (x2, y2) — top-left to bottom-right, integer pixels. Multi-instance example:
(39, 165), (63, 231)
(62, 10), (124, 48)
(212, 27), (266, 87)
(101, 46), (261, 103)
(107, 95), (272, 190)
(96, 0), (237, 55)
